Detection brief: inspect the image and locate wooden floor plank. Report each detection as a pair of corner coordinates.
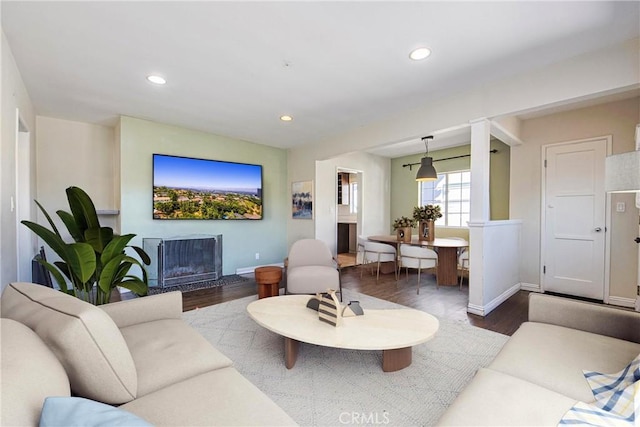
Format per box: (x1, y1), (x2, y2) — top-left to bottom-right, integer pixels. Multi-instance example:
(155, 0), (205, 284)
(178, 264), (529, 336)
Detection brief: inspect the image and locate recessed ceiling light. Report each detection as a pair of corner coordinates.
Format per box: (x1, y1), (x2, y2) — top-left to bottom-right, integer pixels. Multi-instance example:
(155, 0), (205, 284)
(280, 115), (293, 122)
(409, 47), (431, 61)
(147, 75), (166, 85)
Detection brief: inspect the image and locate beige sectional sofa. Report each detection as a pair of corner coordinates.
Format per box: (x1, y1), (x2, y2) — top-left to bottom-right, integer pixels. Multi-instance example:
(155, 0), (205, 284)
(1, 282), (296, 426)
(437, 293), (640, 426)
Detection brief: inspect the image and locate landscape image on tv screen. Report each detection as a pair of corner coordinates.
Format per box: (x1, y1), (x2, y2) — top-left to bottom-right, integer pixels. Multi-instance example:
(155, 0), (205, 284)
(153, 154), (263, 220)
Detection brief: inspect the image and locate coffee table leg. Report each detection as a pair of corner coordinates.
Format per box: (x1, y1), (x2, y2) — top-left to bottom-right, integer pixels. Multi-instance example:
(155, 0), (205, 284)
(284, 337), (299, 369)
(382, 347), (412, 372)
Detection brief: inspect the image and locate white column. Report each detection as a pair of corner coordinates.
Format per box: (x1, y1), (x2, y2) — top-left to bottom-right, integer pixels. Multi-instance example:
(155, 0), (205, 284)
(470, 118), (491, 222)
(467, 118), (491, 315)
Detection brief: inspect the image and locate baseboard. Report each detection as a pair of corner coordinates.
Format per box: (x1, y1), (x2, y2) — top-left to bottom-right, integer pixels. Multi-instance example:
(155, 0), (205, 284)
(520, 282), (542, 292)
(467, 282), (521, 317)
(607, 296), (636, 308)
(235, 262), (285, 275)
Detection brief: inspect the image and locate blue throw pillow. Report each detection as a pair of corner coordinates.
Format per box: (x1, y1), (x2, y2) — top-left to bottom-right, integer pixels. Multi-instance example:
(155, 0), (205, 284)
(40, 397), (152, 427)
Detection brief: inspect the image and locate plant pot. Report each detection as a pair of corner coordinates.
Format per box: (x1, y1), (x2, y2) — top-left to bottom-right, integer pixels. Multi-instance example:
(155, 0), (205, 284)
(419, 220), (435, 242)
(396, 227), (412, 243)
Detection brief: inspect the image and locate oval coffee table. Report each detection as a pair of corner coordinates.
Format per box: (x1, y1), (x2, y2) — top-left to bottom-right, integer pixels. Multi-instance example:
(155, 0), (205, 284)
(247, 295), (439, 372)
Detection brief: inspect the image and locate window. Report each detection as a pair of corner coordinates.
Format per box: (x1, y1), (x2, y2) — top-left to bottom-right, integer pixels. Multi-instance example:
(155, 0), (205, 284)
(419, 170), (471, 227)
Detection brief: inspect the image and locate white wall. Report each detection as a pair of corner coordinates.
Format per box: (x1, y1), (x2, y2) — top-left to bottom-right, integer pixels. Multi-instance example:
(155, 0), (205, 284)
(1, 30), (36, 292)
(513, 97), (640, 301)
(468, 220), (522, 316)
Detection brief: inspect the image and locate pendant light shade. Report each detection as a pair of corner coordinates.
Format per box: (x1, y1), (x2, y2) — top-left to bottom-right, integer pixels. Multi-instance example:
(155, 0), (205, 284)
(416, 156), (437, 181)
(416, 135), (437, 181)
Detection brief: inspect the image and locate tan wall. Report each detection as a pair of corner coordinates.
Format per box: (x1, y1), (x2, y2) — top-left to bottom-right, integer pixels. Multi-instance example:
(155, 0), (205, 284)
(513, 96), (640, 300)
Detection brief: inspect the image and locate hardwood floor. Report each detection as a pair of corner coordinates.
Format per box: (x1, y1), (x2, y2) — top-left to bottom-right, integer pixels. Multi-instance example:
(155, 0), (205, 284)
(179, 264), (529, 336)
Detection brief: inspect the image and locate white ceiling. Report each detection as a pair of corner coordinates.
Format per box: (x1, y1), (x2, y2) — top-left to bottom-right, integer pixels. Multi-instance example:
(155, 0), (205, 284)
(2, 1), (639, 155)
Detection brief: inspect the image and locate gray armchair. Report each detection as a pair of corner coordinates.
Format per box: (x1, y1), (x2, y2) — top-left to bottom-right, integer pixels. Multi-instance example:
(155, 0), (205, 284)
(285, 239), (342, 301)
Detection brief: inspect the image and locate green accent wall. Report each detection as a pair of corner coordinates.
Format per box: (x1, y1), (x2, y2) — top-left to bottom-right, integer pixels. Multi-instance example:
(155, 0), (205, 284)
(118, 116), (288, 275)
(390, 139), (510, 238)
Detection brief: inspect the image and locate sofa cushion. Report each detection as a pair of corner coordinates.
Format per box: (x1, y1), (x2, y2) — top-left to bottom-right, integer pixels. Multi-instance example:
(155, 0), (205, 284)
(121, 366), (297, 426)
(0, 318), (71, 426)
(119, 319), (233, 397)
(40, 397), (152, 427)
(437, 368), (577, 426)
(488, 322), (640, 403)
(1, 282), (138, 404)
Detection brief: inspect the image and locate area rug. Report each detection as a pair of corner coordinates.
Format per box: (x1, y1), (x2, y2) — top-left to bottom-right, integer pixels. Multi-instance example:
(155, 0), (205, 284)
(182, 289), (508, 426)
(147, 274), (249, 295)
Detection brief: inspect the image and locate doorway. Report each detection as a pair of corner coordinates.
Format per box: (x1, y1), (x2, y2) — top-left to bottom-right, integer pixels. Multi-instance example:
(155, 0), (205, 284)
(336, 168), (362, 267)
(541, 137), (609, 300)
(16, 114), (35, 282)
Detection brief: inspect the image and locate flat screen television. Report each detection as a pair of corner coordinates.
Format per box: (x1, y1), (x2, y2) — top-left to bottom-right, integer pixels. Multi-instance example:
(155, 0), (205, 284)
(153, 154), (263, 220)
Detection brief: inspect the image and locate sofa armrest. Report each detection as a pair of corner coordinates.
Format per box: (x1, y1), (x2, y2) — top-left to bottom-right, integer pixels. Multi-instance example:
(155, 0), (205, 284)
(100, 292), (183, 328)
(528, 293), (640, 343)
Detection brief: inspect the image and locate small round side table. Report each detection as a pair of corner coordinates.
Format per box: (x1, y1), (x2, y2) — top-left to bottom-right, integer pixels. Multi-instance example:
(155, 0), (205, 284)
(254, 266), (282, 299)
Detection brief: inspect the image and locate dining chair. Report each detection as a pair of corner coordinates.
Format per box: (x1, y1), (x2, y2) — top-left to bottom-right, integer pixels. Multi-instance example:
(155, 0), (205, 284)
(361, 241), (397, 282)
(448, 237), (469, 290)
(458, 249), (469, 289)
(356, 235), (367, 266)
(398, 243), (438, 294)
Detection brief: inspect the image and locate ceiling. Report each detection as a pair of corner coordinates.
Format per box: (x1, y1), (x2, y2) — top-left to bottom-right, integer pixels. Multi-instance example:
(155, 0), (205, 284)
(2, 1), (639, 156)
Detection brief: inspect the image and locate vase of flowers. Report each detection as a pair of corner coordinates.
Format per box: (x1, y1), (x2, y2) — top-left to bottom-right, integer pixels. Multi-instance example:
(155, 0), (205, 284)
(413, 205), (442, 242)
(392, 216), (415, 243)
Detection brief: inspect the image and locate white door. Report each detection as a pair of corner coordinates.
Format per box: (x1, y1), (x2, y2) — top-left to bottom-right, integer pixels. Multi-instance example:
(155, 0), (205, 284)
(543, 138), (607, 300)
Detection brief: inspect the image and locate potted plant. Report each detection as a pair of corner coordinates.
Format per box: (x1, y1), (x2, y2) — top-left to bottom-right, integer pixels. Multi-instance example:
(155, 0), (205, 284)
(21, 186), (150, 305)
(392, 216), (416, 243)
(413, 204), (442, 242)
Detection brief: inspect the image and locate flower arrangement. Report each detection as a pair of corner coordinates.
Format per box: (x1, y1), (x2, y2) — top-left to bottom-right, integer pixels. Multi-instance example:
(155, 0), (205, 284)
(392, 216), (416, 230)
(413, 204), (443, 222)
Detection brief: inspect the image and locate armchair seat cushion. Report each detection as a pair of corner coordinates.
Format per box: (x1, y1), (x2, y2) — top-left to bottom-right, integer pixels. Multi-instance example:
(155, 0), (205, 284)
(287, 265), (339, 295)
(120, 319), (233, 397)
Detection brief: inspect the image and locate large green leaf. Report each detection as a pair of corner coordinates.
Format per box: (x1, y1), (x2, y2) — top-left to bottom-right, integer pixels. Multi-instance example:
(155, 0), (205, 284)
(34, 200), (61, 237)
(64, 243), (96, 284)
(85, 227), (114, 253)
(57, 210), (84, 242)
(131, 245), (151, 265)
(66, 187), (100, 232)
(98, 255), (128, 294)
(54, 261), (72, 281)
(21, 221), (68, 261)
(101, 234), (135, 264)
(37, 259), (70, 294)
(117, 278), (148, 296)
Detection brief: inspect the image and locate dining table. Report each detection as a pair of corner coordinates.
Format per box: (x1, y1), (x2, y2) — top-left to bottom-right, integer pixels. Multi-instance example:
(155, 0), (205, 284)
(366, 235), (469, 286)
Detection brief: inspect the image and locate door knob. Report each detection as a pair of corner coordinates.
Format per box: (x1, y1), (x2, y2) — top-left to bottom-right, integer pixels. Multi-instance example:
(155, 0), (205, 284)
(594, 227), (602, 232)
(635, 237), (640, 244)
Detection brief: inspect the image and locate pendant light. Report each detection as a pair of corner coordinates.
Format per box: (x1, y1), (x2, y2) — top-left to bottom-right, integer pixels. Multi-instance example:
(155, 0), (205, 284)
(416, 136), (437, 181)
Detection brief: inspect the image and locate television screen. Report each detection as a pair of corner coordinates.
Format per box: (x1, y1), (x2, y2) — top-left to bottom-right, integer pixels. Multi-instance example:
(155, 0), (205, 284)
(153, 154), (263, 220)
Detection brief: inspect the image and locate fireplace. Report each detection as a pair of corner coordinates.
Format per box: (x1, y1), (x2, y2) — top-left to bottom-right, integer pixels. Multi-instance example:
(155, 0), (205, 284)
(143, 235), (222, 288)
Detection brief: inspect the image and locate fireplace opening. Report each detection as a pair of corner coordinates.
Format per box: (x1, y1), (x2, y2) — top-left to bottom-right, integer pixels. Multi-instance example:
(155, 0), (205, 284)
(143, 235), (222, 288)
